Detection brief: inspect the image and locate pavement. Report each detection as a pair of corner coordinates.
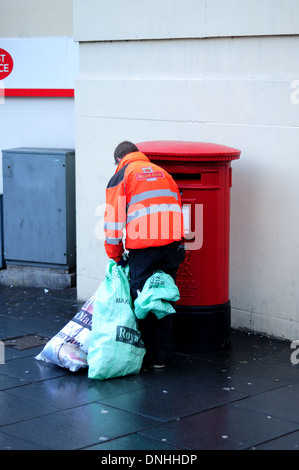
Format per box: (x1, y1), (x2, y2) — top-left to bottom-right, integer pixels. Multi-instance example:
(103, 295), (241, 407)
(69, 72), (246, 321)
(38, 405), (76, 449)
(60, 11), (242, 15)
(1, 284), (299, 451)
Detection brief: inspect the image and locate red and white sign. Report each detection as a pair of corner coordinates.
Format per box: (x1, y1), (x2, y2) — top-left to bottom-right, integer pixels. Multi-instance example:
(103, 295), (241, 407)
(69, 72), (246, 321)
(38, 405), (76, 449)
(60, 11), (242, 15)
(0, 48), (13, 80)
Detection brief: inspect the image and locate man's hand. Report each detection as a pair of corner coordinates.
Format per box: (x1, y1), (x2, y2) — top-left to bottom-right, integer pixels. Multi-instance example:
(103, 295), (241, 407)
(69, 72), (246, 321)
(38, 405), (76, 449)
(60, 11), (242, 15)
(117, 257), (128, 268)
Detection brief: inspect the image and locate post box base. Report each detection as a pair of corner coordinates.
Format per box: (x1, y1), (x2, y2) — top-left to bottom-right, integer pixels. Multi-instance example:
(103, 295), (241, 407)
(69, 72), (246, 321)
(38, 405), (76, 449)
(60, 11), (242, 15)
(173, 301), (231, 353)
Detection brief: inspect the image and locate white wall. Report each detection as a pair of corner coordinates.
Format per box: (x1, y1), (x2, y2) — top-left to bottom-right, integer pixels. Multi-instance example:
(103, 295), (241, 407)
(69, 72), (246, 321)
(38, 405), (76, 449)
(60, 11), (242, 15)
(1, 37), (78, 89)
(74, 0), (299, 341)
(74, 0), (299, 40)
(0, 0), (77, 192)
(0, 0), (73, 37)
(0, 37), (78, 193)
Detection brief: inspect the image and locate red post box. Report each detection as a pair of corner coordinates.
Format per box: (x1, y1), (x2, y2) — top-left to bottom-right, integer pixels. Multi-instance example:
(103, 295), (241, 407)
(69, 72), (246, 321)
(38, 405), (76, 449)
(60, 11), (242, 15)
(137, 140), (241, 352)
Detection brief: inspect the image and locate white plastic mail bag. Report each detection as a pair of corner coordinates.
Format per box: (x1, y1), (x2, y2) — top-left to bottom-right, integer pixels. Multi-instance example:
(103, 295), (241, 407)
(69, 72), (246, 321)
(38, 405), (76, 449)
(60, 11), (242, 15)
(35, 294), (96, 372)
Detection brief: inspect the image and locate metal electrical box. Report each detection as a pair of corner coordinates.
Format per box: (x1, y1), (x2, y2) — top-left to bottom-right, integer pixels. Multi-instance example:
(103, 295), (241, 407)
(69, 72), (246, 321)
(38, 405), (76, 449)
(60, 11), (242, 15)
(2, 148), (76, 269)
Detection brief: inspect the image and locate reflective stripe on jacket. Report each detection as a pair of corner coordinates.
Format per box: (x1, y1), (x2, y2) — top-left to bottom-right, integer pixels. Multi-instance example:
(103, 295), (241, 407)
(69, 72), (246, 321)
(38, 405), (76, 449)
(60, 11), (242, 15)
(104, 151), (184, 261)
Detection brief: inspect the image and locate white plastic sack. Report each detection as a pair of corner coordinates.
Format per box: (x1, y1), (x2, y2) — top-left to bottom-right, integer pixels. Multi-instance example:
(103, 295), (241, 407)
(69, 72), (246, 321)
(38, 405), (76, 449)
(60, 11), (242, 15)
(35, 294), (95, 372)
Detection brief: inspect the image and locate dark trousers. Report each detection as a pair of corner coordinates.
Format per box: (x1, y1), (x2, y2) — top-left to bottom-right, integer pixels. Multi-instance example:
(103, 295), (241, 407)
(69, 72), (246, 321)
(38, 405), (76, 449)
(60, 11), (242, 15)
(129, 241), (185, 366)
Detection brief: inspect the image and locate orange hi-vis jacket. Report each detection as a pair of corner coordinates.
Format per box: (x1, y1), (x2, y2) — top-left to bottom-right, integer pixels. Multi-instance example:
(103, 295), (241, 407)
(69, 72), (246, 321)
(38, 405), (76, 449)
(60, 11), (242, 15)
(104, 151), (184, 262)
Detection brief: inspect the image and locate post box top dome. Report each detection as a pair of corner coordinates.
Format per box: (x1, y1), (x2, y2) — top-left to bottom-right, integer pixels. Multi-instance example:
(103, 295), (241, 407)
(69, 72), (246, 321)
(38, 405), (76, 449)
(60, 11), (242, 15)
(137, 141), (241, 162)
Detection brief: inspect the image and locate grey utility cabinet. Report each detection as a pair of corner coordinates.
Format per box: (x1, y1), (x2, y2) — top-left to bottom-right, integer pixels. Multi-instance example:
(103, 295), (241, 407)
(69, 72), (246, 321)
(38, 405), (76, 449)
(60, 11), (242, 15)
(2, 147), (76, 269)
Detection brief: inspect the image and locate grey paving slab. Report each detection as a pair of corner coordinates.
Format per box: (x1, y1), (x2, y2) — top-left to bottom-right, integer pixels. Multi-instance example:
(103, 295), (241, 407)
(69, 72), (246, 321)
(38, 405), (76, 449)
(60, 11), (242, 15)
(189, 358), (299, 396)
(140, 404), (299, 450)
(0, 309), (74, 338)
(0, 372), (29, 391)
(0, 430), (51, 450)
(0, 286), (78, 308)
(134, 353), (213, 387)
(98, 379), (246, 422)
(188, 330), (289, 366)
(20, 298), (78, 319)
(233, 382), (299, 423)
(0, 315), (42, 338)
(0, 390), (58, 426)
(0, 286), (36, 306)
(252, 430), (299, 450)
(5, 372), (148, 410)
(0, 355), (70, 382)
(0, 287), (78, 339)
(85, 433), (184, 450)
(2, 346), (45, 361)
(2, 402), (159, 450)
(1, 285), (299, 451)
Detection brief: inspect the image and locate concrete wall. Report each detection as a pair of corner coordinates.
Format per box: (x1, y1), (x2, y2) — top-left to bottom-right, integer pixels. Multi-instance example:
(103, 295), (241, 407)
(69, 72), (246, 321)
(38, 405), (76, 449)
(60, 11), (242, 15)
(0, 0), (73, 37)
(74, 0), (299, 341)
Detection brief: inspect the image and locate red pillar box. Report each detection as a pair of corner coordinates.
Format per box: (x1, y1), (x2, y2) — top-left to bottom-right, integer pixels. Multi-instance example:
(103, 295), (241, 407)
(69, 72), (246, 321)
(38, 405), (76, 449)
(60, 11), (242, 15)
(137, 141), (241, 352)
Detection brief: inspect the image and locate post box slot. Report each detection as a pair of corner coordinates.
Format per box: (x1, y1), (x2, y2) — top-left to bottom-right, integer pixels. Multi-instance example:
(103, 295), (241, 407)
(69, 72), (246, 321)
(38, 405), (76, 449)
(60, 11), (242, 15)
(176, 170), (220, 189)
(175, 173), (201, 184)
